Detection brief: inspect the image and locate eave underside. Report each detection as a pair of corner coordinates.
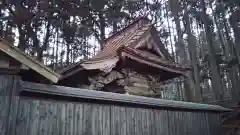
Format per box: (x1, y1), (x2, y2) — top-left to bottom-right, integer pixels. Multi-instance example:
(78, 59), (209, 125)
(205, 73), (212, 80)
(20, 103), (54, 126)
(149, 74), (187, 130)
(58, 57), (187, 98)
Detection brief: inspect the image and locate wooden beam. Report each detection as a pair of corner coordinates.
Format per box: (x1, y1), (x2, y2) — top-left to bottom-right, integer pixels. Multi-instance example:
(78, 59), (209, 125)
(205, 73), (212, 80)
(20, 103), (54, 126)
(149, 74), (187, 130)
(0, 39), (60, 83)
(20, 81), (231, 112)
(127, 91), (161, 97)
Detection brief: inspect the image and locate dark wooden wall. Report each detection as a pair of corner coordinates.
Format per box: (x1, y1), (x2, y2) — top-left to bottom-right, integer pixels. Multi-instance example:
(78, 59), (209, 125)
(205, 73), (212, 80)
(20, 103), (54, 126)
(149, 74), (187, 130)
(0, 75), (19, 135)
(13, 98), (222, 135)
(0, 75), (227, 135)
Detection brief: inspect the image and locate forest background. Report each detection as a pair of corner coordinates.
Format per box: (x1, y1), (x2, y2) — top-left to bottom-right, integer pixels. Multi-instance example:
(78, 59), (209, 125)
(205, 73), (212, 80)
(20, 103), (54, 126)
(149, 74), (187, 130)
(1, 0), (240, 104)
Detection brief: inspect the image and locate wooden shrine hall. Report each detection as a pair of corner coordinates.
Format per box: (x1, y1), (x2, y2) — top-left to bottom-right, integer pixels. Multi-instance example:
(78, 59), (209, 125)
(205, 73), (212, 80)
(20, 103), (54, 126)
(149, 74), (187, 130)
(59, 17), (190, 98)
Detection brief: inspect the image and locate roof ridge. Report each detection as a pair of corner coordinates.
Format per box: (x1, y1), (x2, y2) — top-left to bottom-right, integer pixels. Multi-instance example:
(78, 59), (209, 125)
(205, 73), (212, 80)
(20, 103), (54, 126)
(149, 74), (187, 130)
(104, 17), (151, 43)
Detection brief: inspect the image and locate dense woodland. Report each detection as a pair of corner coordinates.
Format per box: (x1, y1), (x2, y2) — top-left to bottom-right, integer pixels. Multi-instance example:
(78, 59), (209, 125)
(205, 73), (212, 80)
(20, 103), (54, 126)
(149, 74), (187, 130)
(0, 0), (240, 104)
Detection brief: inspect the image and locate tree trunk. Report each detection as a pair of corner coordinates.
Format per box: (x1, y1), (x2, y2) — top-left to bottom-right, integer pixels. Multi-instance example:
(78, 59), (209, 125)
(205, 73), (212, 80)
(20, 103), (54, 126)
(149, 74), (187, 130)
(55, 28), (59, 69)
(165, 4), (175, 62)
(169, 0), (200, 102)
(229, 9), (240, 71)
(17, 25), (26, 51)
(183, 8), (202, 102)
(66, 44), (70, 64)
(222, 9), (240, 103)
(99, 13), (106, 50)
(112, 20), (118, 33)
(41, 19), (52, 62)
(200, 0), (223, 103)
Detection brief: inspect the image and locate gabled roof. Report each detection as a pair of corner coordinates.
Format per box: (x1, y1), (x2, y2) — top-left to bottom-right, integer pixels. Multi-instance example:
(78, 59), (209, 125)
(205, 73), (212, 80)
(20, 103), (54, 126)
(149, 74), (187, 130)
(120, 47), (188, 74)
(60, 17), (155, 73)
(88, 17), (170, 61)
(60, 17), (189, 80)
(0, 38), (60, 83)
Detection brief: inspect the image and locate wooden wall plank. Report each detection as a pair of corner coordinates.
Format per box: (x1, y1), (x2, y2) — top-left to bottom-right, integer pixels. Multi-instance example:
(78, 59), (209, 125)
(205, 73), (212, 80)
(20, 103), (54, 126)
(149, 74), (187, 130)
(0, 96), (9, 134)
(155, 109), (169, 135)
(56, 102), (62, 135)
(47, 102), (53, 135)
(82, 103), (90, 135)
(0, 75), (15, 135)
(7, 97), (225, 135)
(91, 104), (98, 135)
(178, 111), (185, 135)
(199, 112), (206, 135)
(15, 98), (30, 135)
(0, 77), (225, 135)
(167, 110), (174, 135)
(27, 100), (40, 135)
(187, 111), (195, 135)
(75, 103), (83, 135)
(98, 105), (103, 135)
(115, 106), (120, 135)
(102, 105), (110, 135)
(193, 112), (201, 135)
(149, 109), (155, 135)
(136, 108), (142, 135)
(6, 76), (20, 135)
(216, 113), (223, 135)
(206, 112), (223, 135)
(68, 102), (74, 135)
(0, 97), (9, 132)
(111, 106), (119, 135)
(120, 106), (127, 135)
(170, 111), (176, 135)
(142, 108), (147, 135)
(51, 101), (58, 135)
(126, 107), (135, 135)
